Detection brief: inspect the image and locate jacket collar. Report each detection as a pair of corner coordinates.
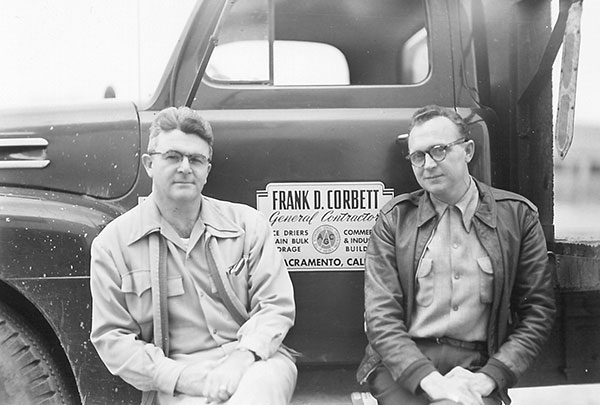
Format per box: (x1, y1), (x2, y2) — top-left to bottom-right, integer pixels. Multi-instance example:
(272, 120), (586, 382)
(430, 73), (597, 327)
(127, 194), (162, 245)
(416, 177), (497, 229)
(127, 194), (243, 245)
(472, 178), (497, 229)
(416, 192), (438, 227)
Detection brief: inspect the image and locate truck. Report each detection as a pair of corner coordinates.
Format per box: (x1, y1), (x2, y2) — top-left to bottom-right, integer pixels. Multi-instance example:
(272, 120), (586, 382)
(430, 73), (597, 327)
(1, 0), (598, 403)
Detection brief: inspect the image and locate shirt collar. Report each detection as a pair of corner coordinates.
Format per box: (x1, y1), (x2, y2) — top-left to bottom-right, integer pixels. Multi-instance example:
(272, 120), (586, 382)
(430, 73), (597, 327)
(127, 194), (243, 245)
(430, 177), (479, 232)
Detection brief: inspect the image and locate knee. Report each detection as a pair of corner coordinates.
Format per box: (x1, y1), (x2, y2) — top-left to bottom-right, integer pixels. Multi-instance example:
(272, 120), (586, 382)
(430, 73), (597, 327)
(242, 354), (297, 385)
(228, 353), (296, 405)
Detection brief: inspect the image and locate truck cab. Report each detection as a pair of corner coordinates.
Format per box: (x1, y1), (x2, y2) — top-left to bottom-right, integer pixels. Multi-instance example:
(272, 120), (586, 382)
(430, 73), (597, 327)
(1, 0), (595, 404)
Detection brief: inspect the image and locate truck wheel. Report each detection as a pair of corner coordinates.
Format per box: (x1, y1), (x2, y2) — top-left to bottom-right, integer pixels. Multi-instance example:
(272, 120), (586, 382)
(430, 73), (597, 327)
(0, 301), (77, 405)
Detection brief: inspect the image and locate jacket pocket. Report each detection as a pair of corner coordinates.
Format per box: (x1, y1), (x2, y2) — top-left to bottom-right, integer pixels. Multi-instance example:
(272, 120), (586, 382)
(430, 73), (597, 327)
(121, 271), (185, 326)
(121, 270), (152, 325)
(122, 270), (185, 297)
(122, 270), (151, 296)
(415, 258), (434, 307)
(477, 256), (494, 304)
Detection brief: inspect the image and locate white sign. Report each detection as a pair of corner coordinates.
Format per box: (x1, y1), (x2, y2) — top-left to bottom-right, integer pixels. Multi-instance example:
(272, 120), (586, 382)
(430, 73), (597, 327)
(257, 182), (394, 271)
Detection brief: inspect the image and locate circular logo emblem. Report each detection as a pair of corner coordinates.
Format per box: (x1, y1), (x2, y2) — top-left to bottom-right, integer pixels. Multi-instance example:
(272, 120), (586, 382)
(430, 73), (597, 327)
(312, 225), (340, 254)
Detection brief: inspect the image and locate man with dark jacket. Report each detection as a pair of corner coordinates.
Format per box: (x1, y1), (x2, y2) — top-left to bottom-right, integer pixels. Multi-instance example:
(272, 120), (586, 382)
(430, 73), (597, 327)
(357, 105), (555, 405)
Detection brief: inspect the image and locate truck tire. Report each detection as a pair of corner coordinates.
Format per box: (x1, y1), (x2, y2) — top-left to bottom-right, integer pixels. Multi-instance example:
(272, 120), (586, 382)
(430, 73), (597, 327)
(0, 301), (77, 405)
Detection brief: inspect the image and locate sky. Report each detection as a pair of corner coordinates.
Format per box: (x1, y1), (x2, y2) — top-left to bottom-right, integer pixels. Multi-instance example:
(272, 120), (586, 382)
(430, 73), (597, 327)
(0, 0), (195, 108)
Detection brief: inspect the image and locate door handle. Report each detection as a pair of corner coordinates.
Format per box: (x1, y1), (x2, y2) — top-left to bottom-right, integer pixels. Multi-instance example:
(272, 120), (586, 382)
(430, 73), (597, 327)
(0, 137), (50, 169)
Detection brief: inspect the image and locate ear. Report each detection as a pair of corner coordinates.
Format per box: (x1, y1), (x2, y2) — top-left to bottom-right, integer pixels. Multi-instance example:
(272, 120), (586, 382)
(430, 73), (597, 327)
(206, 163), (212, 177)
(141, 154), (154, 178)
(464, 140), (475, 163)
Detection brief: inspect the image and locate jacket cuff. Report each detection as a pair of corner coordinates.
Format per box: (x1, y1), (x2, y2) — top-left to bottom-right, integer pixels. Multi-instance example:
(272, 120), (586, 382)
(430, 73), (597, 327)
(479, 358), (518, 391)
(238, 334), (272, 360)
(154, 357), (186, 395)
(399, 359), (438, 394)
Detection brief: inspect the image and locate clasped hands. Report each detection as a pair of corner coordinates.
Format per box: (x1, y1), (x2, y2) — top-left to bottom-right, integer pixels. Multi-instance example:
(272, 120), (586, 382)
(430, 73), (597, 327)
(175, 348), (256, 404)
(420, 367), (496, 405)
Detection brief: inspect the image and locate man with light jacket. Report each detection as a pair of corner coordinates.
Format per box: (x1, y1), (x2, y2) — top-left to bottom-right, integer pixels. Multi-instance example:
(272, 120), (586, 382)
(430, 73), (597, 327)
(357, 105), (555, 405)
(91, 106), (296, 404)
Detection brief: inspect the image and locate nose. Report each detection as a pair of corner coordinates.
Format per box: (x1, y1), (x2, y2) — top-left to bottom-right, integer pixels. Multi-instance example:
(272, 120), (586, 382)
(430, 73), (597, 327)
(177, 156), (192, 172)
(422, 153), (438, 169)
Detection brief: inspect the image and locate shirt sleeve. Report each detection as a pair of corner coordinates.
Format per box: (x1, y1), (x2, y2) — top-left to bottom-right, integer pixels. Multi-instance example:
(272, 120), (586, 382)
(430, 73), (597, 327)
(235, 212), (296, 360)
(89, 235), (186, 394)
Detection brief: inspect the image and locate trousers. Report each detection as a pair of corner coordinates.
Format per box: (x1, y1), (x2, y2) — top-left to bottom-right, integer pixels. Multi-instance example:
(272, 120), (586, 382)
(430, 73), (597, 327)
(368, 340), (503, 405)
(157, 351), (297, 405)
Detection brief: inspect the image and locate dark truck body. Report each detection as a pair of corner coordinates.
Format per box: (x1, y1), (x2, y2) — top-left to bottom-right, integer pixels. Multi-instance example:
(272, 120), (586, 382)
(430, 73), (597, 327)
(0, 0), (598, 403)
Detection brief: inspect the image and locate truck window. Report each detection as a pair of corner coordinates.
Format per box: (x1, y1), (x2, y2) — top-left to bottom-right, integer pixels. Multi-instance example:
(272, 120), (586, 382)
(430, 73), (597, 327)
(206, 40), (351, 86)
(205, 0), (429, 86)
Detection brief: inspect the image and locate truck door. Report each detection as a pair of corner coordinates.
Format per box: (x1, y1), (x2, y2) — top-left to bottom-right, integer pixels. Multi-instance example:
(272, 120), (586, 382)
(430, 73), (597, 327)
(143, 0), (492, 366)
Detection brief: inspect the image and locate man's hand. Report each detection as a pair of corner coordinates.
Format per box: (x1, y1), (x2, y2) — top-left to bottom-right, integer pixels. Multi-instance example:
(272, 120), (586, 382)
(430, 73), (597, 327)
(445, 367), (496, 397)
(175, 363), (209, 396)
(420, 371), (484, 405)
(202, 348), (256, 403)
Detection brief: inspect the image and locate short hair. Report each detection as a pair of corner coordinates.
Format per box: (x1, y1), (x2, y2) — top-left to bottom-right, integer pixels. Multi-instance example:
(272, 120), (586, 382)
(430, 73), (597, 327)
(148, 106), (214, 158)
(408, 105), (469, 139)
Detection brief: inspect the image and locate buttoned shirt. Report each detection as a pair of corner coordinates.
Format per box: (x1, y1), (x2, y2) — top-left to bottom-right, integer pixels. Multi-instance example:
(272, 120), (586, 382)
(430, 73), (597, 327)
(90, 194), (295, 395)
(409, 177), (492, 342)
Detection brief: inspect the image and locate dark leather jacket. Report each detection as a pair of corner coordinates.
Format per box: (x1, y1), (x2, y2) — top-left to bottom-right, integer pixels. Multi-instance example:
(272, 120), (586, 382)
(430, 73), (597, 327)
(356, 178), (555, 402)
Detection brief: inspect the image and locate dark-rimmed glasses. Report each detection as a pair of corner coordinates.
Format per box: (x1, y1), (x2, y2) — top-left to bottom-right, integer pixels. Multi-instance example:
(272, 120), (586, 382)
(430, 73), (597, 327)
(406, 138), (468, 168)
(148, 150), (211, 166)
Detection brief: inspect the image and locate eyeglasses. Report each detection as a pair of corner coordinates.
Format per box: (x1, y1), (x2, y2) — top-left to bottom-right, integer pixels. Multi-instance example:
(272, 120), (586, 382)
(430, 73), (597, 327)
(148, 150), (211, 166)
(406, 138), (468, 168)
